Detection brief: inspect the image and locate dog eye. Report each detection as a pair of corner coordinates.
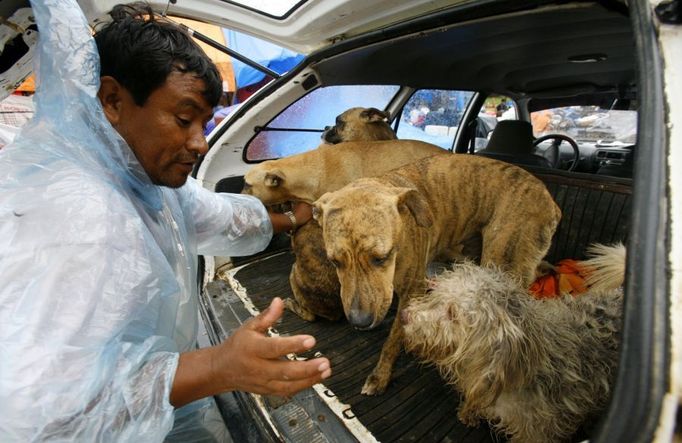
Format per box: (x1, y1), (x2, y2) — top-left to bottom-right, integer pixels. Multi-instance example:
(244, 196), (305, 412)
(328, 257), (342, 268)
(370, 254), (390, 266)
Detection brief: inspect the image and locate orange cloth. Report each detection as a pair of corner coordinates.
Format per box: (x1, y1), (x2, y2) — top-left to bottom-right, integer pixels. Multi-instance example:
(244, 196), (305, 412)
(531, 109), (552, 134)
(16, 75), (35, 93)
(529, 259), (589, 299)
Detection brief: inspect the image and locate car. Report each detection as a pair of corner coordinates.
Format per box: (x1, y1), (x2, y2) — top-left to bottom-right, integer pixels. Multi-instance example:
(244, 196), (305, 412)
(0, 1), (37, 149)
(12, 0), (681, 441)
(188, 1), (678, 441)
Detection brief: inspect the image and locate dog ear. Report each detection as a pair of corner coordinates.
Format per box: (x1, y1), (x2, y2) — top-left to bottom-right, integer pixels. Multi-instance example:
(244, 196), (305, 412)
(312, 193), (329, 223)
(397, 188), (433, 228)
(360, 107), (390, 123)
(456, 293), (540, 415)
(264, 169), (285, 188)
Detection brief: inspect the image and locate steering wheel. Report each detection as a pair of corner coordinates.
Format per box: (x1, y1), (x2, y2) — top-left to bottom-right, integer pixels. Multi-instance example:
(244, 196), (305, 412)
(532, 134), (580, 171)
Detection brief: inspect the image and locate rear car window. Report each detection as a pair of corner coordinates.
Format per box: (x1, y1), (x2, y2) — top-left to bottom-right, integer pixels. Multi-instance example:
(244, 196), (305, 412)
(245, 84), (399, 160)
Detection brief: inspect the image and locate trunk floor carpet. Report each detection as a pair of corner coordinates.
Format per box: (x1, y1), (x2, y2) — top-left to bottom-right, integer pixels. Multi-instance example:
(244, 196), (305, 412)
(233, 251), (502, 443)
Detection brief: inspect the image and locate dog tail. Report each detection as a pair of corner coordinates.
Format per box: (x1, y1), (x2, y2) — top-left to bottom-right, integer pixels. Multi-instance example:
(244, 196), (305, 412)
(582, 242), (626, 292)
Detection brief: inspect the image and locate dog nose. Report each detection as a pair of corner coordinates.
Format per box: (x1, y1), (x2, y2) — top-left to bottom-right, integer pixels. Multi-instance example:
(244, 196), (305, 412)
(348, 309), (373, 329)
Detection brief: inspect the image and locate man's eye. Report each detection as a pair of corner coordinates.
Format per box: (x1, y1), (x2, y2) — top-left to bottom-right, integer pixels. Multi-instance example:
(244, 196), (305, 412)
(176, 117), (191, 128)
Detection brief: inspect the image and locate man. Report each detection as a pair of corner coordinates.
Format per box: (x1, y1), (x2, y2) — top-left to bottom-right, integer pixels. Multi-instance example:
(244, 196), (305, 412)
(0, 1), (329, 441)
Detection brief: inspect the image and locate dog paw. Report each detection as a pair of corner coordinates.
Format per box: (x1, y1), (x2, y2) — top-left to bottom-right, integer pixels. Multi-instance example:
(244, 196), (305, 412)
(361, 373), (388, 395)
(457, 408), (482, 428)
(283, 297), (316, 322)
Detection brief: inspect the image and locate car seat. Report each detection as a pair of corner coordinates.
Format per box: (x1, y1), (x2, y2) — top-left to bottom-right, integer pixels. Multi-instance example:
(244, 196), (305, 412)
(477, 120), (552, 168)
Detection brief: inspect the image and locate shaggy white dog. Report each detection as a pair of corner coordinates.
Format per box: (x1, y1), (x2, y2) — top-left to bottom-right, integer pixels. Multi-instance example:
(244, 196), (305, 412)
(401, 244), (625, 443)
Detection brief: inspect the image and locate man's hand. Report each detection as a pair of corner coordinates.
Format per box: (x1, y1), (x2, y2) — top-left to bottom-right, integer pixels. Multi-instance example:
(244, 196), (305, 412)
(291, 201), (313, 227)
(171, 297), (331, 407)
(269, 201), (314, 234)
(214, 297), (331, 396)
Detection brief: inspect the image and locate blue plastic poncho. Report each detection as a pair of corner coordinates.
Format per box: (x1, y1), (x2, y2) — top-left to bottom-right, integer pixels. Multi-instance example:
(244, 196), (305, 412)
(0, 0), (273, 440)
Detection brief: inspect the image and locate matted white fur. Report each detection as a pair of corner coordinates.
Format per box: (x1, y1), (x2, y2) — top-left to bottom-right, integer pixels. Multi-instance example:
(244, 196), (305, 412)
(583, 242), (626, 292)
(402, 257), (624, 443)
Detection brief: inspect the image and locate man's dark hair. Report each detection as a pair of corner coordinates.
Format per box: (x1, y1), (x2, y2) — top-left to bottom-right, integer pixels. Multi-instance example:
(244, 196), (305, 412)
(94, 2), (222, 107)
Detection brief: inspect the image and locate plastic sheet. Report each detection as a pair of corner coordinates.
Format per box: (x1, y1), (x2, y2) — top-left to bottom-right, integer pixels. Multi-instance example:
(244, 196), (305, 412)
(0, 0), (272, 440)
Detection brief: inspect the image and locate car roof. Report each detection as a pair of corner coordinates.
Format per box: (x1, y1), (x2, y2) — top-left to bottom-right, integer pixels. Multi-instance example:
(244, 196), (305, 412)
(139, 0), (633, 107)
(3, 0), (634, 107)
(308, 1), (635, 105)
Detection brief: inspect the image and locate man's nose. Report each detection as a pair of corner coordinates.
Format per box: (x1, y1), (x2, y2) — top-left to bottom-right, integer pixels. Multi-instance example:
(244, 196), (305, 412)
(187, 127), (209, 155)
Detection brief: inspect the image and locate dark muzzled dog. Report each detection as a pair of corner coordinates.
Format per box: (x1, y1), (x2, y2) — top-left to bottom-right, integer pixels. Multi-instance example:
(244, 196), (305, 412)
(286, 219), (343, 322)
(242, 141), (447, 324)
(322, 107), (397, 144)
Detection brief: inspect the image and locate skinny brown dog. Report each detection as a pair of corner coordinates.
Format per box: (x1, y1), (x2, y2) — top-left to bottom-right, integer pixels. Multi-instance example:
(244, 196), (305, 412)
(242, 140), (445, 204)
(313, 154), (561, 395)
(321, 107), (397, 144)
(242, 140), (448, 321)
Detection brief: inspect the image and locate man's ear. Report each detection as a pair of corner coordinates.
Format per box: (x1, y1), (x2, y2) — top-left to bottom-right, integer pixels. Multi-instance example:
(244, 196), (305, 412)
(264, 169), (285, 188)
(97, 76), (125, 125)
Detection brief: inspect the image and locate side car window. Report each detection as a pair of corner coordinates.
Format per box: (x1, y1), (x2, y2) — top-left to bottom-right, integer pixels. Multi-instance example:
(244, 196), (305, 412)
(474, 95), (517, 150)
(246, 85), (399, 161)
(397, 89), (475, 149)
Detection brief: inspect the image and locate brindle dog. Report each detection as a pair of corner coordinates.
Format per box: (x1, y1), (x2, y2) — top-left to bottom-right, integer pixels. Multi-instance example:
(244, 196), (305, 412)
(314, 154), (561, 395)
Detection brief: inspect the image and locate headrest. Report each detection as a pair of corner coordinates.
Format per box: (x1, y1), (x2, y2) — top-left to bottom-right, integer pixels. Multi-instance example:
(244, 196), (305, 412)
(481, 120), (535, 155)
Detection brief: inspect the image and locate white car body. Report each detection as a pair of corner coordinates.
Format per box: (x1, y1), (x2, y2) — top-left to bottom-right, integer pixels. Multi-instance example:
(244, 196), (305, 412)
(4, 0), (678, 440)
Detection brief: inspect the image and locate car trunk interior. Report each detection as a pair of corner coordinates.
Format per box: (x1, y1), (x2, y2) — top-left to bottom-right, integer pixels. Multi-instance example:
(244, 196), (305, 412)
(200, 1), (639, 441)
(203, 168), (631, 442)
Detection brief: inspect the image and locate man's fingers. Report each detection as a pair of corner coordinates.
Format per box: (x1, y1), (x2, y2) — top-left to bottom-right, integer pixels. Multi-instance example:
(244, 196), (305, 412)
(230, 357), (332, 396)
(248, 297), (285, 333)
(260, 358), (332, 396)
(233, 298), (332, 398)
(276, 357), (331, 382)
(252, 333), (317, 359)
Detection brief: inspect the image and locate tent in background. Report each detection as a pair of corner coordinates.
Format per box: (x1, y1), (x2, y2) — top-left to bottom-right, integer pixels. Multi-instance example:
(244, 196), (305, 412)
(223, 29), (304, 103)
(171, 19), (304, 104)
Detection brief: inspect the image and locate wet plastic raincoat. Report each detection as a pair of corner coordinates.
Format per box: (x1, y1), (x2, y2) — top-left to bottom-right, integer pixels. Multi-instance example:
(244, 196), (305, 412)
(0, 0), (272, 440)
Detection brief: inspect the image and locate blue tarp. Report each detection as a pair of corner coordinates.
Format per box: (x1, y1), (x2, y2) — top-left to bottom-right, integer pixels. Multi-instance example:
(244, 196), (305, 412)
(223, 29), (304, 88)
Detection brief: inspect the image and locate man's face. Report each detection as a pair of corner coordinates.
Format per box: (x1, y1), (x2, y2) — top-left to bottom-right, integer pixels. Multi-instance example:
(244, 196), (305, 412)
(110, 71), (214, 188)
